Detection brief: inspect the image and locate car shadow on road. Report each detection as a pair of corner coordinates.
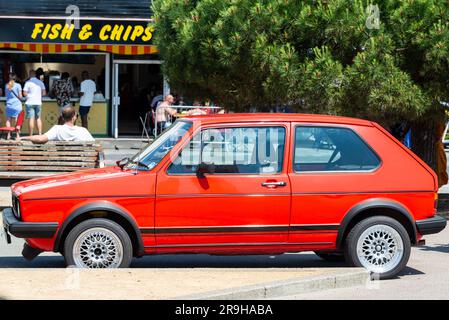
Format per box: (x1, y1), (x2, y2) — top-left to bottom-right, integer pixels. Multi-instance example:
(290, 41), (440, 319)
(130, 253), (349, 268)
(417, 244), (449, 254)
(0, 256), (66, 268)
(375, 266), (425, 281)
(397, 266), (425, 277)
(0, 253), (350, 269)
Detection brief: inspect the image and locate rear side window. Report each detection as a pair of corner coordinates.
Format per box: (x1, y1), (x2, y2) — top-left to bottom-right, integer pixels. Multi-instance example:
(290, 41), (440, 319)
(294, 126), (380, 172)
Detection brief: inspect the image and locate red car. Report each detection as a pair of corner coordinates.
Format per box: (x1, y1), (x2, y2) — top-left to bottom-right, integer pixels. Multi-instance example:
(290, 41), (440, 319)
(2, 114), (446, 278)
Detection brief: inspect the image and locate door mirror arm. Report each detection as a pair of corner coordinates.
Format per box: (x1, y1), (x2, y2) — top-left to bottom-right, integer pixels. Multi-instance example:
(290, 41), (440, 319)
(196, 163), (214, 179)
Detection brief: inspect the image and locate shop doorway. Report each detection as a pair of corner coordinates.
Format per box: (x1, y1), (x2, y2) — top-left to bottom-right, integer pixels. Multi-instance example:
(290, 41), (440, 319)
(112, 60), (166, 137)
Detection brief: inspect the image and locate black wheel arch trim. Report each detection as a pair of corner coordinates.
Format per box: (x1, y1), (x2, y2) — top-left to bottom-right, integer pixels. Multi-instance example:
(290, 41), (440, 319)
(53, 201), (145, 256)
(336, 199), (417, 248)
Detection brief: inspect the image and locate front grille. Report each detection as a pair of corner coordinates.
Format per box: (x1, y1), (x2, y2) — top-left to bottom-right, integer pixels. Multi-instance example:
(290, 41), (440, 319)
(12, 195), (20, 219)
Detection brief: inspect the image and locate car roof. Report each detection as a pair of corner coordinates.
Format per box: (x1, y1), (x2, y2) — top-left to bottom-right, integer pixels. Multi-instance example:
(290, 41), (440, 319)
(183, 113), (374, 127)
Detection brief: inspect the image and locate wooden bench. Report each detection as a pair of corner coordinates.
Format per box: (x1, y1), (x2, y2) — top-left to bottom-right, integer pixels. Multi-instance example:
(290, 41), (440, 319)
(0, 140), (104, 179)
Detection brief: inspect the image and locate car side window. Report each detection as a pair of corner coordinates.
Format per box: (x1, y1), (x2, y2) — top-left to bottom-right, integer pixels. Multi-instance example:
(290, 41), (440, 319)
(168, 126), (286, 175)
(294, 126), (380, 172)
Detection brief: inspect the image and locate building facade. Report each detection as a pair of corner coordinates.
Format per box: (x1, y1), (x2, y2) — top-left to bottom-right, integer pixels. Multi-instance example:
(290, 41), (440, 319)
(0, 0), (166, 137)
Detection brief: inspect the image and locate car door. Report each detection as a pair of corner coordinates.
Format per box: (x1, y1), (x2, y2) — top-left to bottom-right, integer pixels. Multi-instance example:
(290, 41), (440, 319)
(154, 123), (291, 250)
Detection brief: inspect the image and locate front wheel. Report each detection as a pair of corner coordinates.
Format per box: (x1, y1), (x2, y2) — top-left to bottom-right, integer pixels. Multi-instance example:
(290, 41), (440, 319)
(63, 218), (133, 268)
(344, 216), (411, 279)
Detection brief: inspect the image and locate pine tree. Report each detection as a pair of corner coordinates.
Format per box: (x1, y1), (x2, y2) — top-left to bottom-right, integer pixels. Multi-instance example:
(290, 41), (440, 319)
(152, 0), (449, 171)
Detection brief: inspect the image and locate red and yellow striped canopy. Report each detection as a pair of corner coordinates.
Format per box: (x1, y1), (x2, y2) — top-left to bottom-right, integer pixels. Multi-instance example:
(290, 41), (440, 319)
(0, 42), (158, 55)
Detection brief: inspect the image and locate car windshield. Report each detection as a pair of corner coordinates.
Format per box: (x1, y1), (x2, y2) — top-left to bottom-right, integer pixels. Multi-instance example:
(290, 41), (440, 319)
(127, 120), (193, 170)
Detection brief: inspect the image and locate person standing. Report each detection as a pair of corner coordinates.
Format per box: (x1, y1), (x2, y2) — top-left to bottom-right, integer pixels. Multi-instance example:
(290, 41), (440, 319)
(78, 71), (96, 129)
(155, 94), (178, 134)
(71, 76), (80, 97)
(435, 120), (448, 188)
(23, 70), (46, 136)
(51, 72), (74, 125)
(4, 73), (23, 139)
(150, 91), (163, 111)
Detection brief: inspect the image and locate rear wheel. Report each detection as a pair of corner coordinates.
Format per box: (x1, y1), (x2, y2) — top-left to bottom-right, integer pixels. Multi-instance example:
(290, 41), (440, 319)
(344, 216), (411, 279)
(63, 218), (133, 268)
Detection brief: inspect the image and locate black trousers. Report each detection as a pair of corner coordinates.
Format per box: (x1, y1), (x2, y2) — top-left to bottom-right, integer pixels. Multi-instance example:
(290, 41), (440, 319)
(157, 121), (166, 135)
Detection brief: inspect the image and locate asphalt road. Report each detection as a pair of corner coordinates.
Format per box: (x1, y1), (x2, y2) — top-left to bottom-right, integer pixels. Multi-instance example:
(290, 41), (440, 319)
(278, 226), (449, 300)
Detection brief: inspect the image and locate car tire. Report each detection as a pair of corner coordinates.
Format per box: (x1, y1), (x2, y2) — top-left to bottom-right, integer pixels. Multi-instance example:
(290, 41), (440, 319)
(63, 218), (133, 268)
(344, 216), (411, 280)
(314, 251), (346, 262)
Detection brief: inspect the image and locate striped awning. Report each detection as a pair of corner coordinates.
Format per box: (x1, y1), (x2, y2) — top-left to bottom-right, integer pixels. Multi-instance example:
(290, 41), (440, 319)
(0, 42), (158, 55)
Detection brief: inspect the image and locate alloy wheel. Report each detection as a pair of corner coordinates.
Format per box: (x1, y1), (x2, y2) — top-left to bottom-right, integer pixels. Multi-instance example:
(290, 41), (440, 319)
(356, 224), (404, 274)
(72, 227), (124, 268)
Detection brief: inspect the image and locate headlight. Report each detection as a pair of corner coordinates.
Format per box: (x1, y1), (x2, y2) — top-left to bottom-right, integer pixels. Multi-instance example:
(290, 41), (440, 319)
(16, 201), (21, 219)
(12, 195), (20, 219)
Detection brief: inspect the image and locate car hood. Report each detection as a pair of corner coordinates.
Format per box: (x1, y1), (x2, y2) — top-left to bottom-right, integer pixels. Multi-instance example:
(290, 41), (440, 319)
(12, 166), (154, 200)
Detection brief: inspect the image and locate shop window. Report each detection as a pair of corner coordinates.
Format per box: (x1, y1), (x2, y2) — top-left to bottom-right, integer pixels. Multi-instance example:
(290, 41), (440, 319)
(0, 51), (107, 101)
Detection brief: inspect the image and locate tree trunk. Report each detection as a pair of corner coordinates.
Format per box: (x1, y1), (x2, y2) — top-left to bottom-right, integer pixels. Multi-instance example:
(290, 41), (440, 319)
(410, 119), (437, 172)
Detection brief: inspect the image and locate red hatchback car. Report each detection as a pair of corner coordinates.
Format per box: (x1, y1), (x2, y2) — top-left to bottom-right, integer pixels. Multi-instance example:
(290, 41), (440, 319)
(2, 114), (446, 278)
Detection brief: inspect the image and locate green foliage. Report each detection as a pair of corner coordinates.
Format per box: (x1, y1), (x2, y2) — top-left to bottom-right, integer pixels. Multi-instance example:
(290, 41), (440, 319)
(152, 0), (449, 125)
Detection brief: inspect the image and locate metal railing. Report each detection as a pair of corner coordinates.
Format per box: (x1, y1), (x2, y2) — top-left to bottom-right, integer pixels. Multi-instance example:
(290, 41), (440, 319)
(153, 105), (222, 137)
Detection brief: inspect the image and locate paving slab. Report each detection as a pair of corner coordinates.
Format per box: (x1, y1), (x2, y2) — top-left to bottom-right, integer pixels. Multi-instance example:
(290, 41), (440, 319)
(0, 267), (368, 300)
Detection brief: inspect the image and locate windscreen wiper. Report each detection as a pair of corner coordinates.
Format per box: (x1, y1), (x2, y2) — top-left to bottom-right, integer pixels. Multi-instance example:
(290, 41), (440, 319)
(129, 160), (150, 169)
(117, 157), (150, 170)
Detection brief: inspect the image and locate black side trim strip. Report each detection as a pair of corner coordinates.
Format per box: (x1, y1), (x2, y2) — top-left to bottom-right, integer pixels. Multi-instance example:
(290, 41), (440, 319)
(2, 207), (58, 238)
(292, 190), (434, 195)
(144, 242), (333, 248)
(142, 226), (288, 234)
(141, 224), (340, 234)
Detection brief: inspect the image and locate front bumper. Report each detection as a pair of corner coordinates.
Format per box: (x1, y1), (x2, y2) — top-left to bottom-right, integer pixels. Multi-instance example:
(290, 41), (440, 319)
(416, 215), (447, 236)
(2, 207), (58, 240)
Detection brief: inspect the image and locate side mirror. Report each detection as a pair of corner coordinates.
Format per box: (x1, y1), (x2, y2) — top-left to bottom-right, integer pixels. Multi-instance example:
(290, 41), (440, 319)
(196, 163), (214, 178)
(116, 157), (130, 169)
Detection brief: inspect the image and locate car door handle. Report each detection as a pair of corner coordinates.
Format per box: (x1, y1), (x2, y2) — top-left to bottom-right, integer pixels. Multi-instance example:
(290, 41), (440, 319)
(261, 181), (287, 188)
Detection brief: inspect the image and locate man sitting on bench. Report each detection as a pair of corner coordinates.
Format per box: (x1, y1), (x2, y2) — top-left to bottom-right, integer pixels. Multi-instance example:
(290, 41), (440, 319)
(20, 106), (95, 143)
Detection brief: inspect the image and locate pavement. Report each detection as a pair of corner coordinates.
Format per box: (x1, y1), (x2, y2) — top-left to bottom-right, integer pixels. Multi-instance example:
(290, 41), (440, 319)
(0, 266), (368, 300)
(99, 138), (148, 167)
